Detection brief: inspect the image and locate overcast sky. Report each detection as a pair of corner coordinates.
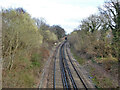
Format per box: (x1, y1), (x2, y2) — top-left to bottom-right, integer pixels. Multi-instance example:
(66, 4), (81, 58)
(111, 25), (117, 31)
(0, 0), (105, 34)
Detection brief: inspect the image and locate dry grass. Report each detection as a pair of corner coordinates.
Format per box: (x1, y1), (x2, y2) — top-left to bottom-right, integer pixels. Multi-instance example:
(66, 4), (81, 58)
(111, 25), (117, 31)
(84, 60), (118, 88)
(70, 48), (118, 88)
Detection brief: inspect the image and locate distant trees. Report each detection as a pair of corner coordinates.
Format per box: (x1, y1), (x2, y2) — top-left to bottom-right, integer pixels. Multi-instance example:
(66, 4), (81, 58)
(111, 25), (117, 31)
(41, 30), (58, 45)
(34, 18), (50, 31)
(34, 18), (65, 40)
(50, 25), (65, 39)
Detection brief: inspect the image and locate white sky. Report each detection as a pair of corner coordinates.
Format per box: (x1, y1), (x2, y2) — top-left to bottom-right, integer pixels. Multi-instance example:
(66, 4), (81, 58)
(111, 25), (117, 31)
(0, 0), (105, 34)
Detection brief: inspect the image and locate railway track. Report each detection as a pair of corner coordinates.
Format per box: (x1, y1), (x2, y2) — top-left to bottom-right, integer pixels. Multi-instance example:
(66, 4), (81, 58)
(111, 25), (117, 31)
(53, 41), (95, 89)
(65, 42), (87, 89)
(60, 41), (78, 89)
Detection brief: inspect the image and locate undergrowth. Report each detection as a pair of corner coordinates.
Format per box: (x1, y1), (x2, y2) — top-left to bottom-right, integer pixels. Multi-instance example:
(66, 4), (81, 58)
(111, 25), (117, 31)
(2, 47), (49, 88)
(70, 47), (118, 88)
(70, 48), (85, 65)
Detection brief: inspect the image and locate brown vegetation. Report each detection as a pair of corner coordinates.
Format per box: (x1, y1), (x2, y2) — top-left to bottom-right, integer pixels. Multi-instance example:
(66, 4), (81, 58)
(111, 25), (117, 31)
(2, 8), (65, 87)
(68, 0), (119, 88)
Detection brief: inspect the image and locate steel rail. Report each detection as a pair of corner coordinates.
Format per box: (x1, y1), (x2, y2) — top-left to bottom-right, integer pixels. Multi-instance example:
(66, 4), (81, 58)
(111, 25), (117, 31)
(65, 42), (88, 90)
(59, 41), (71, 89)
(53, 43), (61, 89)
(62, 42), (78, 89)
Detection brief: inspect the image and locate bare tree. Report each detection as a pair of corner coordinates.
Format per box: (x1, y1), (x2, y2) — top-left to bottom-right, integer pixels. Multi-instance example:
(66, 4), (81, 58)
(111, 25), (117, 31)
(99, 0), (120, 60)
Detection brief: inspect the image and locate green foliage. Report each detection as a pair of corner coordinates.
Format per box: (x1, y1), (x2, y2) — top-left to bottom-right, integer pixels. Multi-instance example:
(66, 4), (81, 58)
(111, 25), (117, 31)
(70, 46), (86, 65)
(99, 0), (120, 59)
(34, 18), (60, 44)
(31, 53), (42, 67)
(3, 47), (46, 88)
(69, 0), (120, 59)
(68, 0), (119, 88)
(42, 30), (58, 43)
(72, 51), (85, 65)
(50, 25), (66, 39)
(69, 30), (101, 58)
(19, 72), (35, 87)
(2, 8), (60, 88)
(2, 8), (43, 58)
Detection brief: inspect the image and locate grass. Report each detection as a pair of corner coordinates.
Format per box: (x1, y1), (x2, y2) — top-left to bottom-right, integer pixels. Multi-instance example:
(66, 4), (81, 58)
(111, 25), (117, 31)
(31, 53), (42, 67)
(91, 58), (97, 63)
(19, 72), (34, 87)
(73, 54), (85, 65)
(88, 64), (118, 88)
(95, 56), (118, 77)
(70, 48), (85, 65)
(95, 57), (118, 63)
(91, 73), (114, 88)
(3, 64), (32, 87)
(70, 47), (118, 88)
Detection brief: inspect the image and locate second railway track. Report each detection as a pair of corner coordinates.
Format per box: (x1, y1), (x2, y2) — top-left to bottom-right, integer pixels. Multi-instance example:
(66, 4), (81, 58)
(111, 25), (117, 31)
(53, 41), (95, 89)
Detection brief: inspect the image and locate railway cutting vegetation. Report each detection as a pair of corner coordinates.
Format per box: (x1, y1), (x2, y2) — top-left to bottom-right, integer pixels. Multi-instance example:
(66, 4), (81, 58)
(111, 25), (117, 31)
(2, 8), (65, 88)
(1, 0), (119, 89)
(68, 0), (119, 88)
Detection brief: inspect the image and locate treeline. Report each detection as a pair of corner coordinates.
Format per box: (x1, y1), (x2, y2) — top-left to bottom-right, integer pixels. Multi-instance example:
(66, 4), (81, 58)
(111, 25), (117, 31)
(68, 0), (119, 87)
(2, 8), (65, 87)
(69, 0), (120, 60)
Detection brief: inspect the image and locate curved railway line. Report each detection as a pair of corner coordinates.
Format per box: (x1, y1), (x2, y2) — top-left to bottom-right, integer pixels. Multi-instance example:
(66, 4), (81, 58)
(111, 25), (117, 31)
(60, 41), (78, 89)
(39, 41), (95, 89)
(53, 41), (95, 89)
